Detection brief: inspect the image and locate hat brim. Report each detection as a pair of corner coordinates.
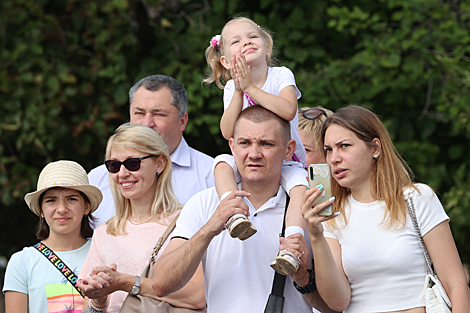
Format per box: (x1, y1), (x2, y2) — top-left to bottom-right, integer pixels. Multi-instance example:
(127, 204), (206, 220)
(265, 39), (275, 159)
(24, 185), (103, 216)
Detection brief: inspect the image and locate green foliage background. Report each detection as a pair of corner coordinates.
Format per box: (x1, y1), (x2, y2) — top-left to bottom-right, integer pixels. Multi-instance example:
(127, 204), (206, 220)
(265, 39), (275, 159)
(1, 0), (469, 265)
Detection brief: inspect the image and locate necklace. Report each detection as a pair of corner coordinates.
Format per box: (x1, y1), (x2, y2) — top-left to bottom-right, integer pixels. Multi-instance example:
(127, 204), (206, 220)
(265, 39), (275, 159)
(129, 216), (154, 225)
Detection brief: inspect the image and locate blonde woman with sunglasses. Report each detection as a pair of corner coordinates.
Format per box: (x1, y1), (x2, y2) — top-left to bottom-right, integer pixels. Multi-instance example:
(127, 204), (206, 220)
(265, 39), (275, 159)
(77, 123), (205, 312)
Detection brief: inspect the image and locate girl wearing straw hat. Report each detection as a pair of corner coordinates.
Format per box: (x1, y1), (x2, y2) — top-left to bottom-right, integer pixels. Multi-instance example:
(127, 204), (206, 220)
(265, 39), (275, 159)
(77, 123), (205, 312)
(3, 160), (102, 313)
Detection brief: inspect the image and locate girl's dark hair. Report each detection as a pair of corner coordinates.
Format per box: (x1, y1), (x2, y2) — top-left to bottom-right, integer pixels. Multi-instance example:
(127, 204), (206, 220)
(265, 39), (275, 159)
(36, 188), (95, 240)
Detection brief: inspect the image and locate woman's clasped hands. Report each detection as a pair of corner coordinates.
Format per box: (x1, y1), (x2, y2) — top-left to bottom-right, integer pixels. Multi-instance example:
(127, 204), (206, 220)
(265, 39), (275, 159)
(78, 263), (118, 300)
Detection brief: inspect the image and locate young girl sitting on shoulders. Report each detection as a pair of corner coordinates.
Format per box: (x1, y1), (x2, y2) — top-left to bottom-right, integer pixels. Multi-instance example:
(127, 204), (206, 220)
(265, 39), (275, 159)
(203, 16), (308, 275)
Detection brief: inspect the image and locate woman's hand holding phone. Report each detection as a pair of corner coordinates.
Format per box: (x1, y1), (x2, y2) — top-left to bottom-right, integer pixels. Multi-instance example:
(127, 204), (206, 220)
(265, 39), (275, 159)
(307, 164), (334, 216)
(301, 186), (337, 235)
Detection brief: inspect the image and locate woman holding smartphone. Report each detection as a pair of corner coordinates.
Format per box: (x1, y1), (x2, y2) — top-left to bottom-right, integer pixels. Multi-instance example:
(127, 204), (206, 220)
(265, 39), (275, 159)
(77, 123), (205, 312)
(302, 105), (470, 312)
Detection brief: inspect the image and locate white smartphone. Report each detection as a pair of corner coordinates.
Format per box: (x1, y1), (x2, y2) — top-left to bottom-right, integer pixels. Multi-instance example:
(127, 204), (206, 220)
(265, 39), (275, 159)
(308, 164), (333, 216)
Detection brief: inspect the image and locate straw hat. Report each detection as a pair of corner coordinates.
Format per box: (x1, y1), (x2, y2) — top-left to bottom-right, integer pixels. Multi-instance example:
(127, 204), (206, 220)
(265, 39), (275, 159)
(24, 160), (103, 216)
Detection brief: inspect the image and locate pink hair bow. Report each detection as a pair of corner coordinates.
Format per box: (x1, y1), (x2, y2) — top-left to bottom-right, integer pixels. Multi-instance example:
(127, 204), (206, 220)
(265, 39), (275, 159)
(210, 35), (221, 48)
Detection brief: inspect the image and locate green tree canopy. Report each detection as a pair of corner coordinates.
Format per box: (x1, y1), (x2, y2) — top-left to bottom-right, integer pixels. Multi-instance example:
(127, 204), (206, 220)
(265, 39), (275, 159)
(1, 0), (469, 264)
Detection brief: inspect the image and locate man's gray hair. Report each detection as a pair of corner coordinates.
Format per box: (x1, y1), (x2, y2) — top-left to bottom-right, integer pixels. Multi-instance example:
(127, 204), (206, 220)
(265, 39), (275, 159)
(129, 75), (188, 117)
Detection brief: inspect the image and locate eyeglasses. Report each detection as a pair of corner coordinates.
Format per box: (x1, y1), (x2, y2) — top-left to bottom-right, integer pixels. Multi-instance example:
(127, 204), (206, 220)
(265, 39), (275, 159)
(298, 108), (327, 120)
(104, 155), (155, 173)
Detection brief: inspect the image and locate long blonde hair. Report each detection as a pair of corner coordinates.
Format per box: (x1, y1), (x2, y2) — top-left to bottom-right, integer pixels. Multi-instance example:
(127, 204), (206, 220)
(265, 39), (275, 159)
(105, 123), (180, 235)
(321, 105), (416, 229)
(203, 16), (275, 89)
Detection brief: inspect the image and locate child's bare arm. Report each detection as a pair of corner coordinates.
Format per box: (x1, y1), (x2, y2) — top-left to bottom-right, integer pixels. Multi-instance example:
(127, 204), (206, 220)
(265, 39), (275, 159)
(285, 185), (307, 231)
(236, 54), (297, 121)
(220, 94), (243, 139)
(220, 55), (244, 139)
(214, 162), (239, 199)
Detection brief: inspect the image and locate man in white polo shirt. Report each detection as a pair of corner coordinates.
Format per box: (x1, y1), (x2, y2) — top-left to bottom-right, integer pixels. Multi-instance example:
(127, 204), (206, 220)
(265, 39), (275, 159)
(152, 105), (334, 313)
(88, 75), (214, 228)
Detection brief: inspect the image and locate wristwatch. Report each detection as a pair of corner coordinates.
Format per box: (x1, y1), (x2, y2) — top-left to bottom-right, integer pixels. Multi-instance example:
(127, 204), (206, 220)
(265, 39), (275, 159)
(130, 275), (141, 296)
(293, 269), (317, 294)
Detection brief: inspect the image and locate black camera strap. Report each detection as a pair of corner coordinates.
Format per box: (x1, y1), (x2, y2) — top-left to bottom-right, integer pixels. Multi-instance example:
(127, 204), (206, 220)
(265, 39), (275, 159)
(264, 193), (290, 313)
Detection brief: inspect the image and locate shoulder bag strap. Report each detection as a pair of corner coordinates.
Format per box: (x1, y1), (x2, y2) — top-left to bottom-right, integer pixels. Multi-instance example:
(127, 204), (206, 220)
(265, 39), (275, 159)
(33, 242), (84, 297)
(149, 213), (180, 263)
(405, 196), (435, 276)
(270, 194), (290, 297)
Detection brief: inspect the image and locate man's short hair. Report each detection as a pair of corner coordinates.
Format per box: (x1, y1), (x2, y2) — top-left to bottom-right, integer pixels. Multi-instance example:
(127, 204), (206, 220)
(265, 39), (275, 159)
(128, 75), (188, 117)
(234, 106), (291, 145)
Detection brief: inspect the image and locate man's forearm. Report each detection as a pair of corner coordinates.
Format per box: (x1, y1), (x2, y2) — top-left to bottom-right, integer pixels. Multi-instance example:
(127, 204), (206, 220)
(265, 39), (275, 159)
(153, 190), (251, 297)
(152, 225), (214, 296)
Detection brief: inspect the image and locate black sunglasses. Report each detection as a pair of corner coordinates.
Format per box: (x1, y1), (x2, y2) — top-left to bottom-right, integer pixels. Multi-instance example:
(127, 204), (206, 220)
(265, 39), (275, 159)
(104, 155), (155, 173)
(298, 108), (327, 120)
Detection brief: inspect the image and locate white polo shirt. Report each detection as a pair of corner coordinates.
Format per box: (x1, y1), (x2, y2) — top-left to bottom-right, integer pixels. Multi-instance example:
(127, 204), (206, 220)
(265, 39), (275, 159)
(173, 186), (313, 313)
(88, 137), (214, 228)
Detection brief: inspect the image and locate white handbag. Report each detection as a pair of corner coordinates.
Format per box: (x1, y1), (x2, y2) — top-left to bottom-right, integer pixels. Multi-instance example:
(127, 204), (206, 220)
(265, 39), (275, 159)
(405, 196), (452, 313)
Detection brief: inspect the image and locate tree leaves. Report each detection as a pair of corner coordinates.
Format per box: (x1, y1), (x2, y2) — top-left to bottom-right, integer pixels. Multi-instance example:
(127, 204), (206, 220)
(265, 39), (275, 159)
(0, 0), (469, 265)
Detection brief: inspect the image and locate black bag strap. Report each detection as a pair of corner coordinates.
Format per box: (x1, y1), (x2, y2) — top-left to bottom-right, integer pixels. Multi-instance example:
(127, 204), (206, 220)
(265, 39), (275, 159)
(33, 242), (84, 297)
(270, 194), (290, 296)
